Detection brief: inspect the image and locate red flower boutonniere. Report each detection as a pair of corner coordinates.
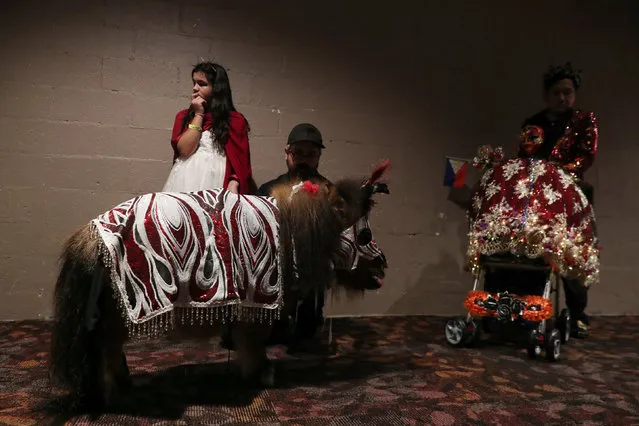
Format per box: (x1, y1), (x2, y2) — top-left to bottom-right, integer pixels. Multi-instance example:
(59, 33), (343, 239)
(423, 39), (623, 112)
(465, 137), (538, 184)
(301, 180), (320, 195)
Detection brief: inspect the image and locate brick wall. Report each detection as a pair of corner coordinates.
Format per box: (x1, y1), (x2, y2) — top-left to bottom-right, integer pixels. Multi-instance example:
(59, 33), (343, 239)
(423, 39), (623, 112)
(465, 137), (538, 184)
(0, 0), (638, 319)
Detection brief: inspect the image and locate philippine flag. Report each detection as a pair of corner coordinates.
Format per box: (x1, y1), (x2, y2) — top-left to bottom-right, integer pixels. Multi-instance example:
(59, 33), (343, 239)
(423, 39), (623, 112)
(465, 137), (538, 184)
(443, 157), (468, 188)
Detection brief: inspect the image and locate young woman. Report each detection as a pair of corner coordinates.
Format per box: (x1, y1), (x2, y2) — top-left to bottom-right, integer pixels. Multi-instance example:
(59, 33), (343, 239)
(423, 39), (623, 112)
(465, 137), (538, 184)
(162, 62), (254, 194)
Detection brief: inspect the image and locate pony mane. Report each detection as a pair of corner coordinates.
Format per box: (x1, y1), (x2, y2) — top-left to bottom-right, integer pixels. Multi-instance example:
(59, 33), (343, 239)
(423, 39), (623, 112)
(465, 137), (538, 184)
(333, 160), (391, 225)
(270, 181), (343, 298)
(333, 178), (368, 226)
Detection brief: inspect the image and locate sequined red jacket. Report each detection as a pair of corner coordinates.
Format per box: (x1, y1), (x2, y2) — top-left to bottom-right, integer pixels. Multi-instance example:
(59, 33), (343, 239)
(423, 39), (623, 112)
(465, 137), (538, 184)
(518, 109), (599, 180)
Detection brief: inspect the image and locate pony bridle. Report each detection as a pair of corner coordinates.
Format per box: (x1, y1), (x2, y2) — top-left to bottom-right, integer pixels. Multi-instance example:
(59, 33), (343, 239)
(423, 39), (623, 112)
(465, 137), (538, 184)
(335, 217), (386, 269)
(332, 178), (389, 284)
(361, 182), (389, 199)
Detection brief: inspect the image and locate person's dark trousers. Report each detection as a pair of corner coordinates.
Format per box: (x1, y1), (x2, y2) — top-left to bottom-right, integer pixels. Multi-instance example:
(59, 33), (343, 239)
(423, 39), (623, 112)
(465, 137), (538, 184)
(562, 277), (589, 324)
(291, 287), (325, 341)
(220, 287), (326, 350)
(265, 287), (326, 351)
(565, 179), (594, 337)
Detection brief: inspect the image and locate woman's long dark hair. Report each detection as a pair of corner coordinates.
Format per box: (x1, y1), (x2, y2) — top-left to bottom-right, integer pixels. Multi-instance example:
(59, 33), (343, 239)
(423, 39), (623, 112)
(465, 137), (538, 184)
(181, 62), (250, 151)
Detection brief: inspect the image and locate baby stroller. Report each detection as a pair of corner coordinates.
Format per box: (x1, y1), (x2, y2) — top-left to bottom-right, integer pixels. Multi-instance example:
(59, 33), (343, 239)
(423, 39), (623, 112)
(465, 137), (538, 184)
(444, 253), (570, 362)
(444, 146), (599, 362)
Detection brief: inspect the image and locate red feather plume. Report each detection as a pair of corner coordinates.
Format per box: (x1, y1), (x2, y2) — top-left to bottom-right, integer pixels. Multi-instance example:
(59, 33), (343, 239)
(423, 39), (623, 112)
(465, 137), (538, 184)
(367, 160), (391, 184)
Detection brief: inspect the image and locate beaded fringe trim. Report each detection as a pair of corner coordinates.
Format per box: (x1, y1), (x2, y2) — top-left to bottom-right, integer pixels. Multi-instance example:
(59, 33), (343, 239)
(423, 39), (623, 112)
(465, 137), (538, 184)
(90, 222), (282, 340)
(123, 305), (281, 339)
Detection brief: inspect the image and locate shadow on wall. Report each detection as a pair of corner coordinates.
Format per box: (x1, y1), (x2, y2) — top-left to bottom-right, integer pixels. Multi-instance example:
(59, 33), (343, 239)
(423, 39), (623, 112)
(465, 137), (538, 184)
(388, 190), (472, 316)
(389, 250), (469, 316)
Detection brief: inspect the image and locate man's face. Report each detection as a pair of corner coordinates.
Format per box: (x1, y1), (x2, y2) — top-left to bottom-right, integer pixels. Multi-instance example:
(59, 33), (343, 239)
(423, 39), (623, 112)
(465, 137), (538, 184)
(544, 78), (576, 115)
(285, 140), (321, 172)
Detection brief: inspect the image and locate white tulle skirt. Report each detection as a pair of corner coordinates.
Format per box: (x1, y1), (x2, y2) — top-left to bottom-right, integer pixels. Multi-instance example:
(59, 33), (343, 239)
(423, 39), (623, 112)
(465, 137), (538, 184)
(162, 138), (227, 193)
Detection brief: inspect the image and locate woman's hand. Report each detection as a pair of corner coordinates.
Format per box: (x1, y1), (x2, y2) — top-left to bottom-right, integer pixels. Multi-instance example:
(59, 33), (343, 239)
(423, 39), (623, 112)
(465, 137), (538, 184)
(227, 180), (239, 194)
(191, 93), (207, 115)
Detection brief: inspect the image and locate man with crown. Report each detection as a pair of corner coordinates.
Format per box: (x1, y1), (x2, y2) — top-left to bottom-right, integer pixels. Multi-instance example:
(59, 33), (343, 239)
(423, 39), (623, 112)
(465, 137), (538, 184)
(513, 63), (599, 338)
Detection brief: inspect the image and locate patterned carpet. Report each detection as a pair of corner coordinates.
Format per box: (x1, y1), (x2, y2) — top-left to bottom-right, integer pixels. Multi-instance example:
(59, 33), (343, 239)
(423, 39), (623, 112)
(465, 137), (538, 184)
(1, 316), (638, 425)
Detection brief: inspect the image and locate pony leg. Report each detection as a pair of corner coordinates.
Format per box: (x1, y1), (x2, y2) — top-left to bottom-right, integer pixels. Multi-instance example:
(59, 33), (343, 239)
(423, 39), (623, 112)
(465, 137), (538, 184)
(102, 335), (130, 396)
(114, 352), (132, 393)
(231, 322), (275, 387)
(104, 282), (131, 395)
(83, 329), (111, 411)
(101, 283), (131, 394)
(86, 284), (129, 410)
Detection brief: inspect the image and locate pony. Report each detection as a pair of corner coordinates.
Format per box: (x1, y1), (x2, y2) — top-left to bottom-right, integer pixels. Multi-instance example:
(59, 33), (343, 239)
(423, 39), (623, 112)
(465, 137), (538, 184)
(48, 162), (390, 410)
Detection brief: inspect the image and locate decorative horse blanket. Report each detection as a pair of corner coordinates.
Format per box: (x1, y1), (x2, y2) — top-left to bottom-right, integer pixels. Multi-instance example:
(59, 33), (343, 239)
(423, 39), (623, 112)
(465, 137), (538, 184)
(467, 158), (600, 287)
(92, 189), (282, 327)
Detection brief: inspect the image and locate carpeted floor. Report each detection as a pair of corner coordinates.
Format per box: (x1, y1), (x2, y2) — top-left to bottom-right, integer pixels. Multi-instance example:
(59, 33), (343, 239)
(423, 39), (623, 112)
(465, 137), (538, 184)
(1, 316), (638, 425)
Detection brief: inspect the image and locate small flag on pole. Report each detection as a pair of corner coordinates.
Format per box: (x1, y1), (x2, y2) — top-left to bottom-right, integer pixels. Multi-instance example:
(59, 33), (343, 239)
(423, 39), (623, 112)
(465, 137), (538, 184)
(443, 156), (468, 188)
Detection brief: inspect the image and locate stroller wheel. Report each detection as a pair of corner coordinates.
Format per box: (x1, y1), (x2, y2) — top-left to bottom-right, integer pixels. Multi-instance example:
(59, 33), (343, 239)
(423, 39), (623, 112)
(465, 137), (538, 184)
(545, 329), (561, 362)
(445, 318), (470, 347)
(527, 330), (542, 359)
(558, 308), (571, 344)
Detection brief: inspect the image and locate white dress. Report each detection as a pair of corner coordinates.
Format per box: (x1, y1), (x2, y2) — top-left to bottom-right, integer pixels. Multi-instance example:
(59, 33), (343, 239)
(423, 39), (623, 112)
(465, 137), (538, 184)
(162, 130), (227, 193)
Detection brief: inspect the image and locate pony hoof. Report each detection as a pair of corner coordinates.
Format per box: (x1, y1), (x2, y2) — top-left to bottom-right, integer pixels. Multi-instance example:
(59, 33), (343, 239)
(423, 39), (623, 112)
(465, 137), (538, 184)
(260, 363), (275, 388)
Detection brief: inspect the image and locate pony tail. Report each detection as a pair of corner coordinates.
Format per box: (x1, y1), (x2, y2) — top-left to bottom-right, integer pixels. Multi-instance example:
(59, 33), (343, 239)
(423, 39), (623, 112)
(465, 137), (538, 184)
(49, 224), (101, 408)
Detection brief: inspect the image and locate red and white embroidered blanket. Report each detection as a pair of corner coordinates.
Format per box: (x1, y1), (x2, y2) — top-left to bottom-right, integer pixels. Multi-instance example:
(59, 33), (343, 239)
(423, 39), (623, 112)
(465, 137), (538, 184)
(92, 189), (282, 326)
(467, 158), (600, 287)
